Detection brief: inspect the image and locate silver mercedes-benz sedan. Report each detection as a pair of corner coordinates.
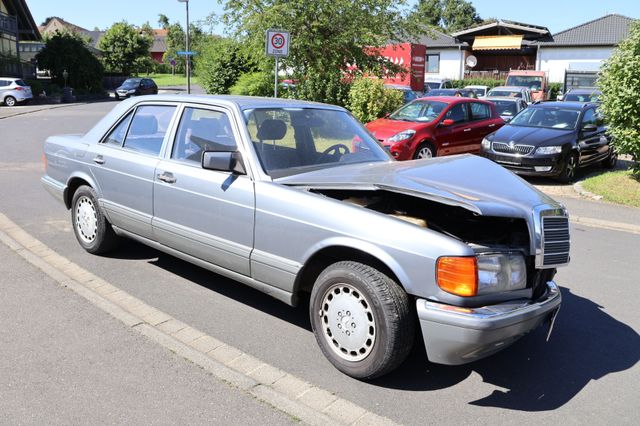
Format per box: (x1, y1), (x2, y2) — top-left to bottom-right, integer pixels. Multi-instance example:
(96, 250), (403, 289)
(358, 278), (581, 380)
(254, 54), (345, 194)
(42, 95), (567, 379)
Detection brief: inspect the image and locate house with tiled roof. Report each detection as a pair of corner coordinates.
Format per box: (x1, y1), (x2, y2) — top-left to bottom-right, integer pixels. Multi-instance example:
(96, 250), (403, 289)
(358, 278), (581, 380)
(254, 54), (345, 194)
(536, 14), (636, 86)
(151, 29), (167, 63)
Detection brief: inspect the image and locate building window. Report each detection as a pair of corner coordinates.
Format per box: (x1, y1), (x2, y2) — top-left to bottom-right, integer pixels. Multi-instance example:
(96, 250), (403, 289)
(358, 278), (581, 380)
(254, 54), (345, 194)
(426, 54), (440, 73)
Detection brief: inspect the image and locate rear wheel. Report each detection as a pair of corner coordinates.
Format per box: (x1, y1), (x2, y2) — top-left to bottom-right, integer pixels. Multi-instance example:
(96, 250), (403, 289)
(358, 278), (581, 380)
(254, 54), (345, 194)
(413, 142), (435, 159)
(557, 152), (578, 183)
(309, 261), (414, 380)
(71, 185), (119, 254)
(4, 96), (16, 107)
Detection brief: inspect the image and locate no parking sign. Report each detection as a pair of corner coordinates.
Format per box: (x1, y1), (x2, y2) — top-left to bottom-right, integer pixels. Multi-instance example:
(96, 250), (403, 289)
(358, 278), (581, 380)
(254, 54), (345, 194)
(266, 29), (290, 57)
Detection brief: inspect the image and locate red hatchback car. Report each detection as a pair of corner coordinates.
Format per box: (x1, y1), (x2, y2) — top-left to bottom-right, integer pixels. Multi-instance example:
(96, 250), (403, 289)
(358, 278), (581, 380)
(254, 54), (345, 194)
(366, 97), (505, 160)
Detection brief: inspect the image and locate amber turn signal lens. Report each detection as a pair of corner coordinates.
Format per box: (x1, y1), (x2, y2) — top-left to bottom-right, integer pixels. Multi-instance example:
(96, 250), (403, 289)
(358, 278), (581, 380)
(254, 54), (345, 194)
(436, 257), (478, 297)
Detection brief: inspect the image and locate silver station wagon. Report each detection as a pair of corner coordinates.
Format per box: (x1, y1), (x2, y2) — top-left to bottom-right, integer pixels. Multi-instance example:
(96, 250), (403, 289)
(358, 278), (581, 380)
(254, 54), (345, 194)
(42, 95), (567, 379)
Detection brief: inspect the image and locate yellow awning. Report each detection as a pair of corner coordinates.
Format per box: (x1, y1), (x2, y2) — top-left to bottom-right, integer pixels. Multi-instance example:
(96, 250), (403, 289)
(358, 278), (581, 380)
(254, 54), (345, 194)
(472, 35), (523, 50)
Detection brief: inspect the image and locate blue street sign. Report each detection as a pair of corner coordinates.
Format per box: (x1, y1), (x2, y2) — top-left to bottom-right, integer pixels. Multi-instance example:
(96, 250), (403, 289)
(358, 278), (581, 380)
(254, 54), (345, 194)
(177, 51), (197, 56)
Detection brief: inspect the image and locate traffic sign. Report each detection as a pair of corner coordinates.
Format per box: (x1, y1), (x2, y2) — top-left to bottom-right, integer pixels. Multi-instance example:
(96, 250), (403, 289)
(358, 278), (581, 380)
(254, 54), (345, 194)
(177, 51), (198, 56)
(265, 29), (290, 57)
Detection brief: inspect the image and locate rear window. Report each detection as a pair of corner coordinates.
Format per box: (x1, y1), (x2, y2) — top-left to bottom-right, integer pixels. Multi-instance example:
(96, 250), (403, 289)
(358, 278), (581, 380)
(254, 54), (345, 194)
(14, 80), (27, 87)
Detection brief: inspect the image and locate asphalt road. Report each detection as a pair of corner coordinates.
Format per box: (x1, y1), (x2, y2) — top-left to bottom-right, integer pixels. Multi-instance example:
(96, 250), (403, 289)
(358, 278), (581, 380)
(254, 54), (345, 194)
(1, 102), (638, 424)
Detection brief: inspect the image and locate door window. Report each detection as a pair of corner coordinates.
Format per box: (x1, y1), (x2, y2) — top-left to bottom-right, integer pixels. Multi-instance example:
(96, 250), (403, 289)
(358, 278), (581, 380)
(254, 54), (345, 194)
(444, 103), (468, 124)
(123, 105), (176, 156)
(582, 109), (597, 126)
(469, 102), (491, 121)
(172, 107), (237, 164)
(103, 111), (134, 146)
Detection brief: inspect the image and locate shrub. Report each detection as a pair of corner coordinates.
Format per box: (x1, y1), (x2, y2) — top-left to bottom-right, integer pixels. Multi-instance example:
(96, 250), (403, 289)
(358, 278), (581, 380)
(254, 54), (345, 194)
(346, 77), (404, 123)
(25, 79), (45, 96)
(292, 70), (351, 107)
(199, 38), (254, 95)
(548, 82), (563, 100)
(451, 78), (504, 89)
(229, 71), (273, 97)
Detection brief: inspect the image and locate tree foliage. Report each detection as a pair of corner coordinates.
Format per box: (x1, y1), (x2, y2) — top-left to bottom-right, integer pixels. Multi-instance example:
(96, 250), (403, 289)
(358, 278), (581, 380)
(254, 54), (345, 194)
(219, 0), (427, 104)
(229, 71), (273, 97)
(413, 0), (482, 32)
(98, 21), (153, 75)
(346, 77), (404, 123)
(35, 31), (104, 93)
(599, 21), (640, 175)
(162, 21), (206, 74)
(198, 37), (254, 94)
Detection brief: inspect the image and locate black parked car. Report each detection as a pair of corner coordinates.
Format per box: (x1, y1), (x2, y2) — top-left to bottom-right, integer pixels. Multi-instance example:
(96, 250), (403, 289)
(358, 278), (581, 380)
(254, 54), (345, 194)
(115, 78), (158, 100)
(480, 101), (617, 182)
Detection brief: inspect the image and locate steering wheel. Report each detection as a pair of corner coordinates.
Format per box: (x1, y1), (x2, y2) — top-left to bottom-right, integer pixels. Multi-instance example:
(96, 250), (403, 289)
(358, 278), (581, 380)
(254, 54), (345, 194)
(320, 143), (350, 160)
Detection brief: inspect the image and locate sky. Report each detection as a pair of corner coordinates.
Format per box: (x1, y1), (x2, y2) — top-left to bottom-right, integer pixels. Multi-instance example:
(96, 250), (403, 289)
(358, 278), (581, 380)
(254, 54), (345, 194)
(24, 0), (640, 36)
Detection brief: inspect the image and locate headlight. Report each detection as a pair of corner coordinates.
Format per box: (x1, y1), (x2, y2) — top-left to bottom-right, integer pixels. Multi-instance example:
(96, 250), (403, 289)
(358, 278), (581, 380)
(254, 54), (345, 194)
(481, 137), (491, 150)
(477, 253), (527, 295)
(535, 145), (562, 155)
(436, 253), (526, 297)
(388, 129), (416, 143)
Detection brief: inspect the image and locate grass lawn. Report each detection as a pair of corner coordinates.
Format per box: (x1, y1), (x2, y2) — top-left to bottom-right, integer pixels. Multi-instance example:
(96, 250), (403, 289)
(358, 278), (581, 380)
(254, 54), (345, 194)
(582, 169), (640, 208)
(142, 73), (199, 87)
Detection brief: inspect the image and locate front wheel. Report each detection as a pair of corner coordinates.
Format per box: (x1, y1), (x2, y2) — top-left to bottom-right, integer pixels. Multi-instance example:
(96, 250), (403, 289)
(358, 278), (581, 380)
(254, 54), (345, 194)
(71, 185), (119, 254)
(602, 149), (617, 169)
(413, 142), (435, 159)
(310, 261), (414, 380)
(557, 152), (578, 183)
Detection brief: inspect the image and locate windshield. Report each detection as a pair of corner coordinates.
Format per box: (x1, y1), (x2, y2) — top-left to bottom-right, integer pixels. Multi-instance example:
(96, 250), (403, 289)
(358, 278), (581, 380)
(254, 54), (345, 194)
(565, 93), (599, 102)
(389, 100), (447, 122)
(425, 82), (442, 90)
(487, 90), (522, 98)
(509, 107), (580, 130)
(505, 76), (543, 91)
(468, 88), (485, 97)
(122, 78), (141, 87)
(243, 108), (390, 178)
(493, 100), (518, 116)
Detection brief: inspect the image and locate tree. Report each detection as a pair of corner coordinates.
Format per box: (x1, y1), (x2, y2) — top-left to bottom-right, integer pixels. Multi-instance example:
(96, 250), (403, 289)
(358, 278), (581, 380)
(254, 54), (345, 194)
(220, 0), (427, 104)
(598, 21), (640, 176)
(98, 21), (153, 75)
(162, 21), (206, 74)
(413, 0), (482, 32)
(35, 31), (104, 93)
(158, 14), (170, 29)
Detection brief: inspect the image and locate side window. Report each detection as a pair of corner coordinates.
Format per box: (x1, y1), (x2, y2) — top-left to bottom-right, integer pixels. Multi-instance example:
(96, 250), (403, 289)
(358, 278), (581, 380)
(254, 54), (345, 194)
(444, 80), (453, 89)
(103, 111), (134, 146)
(470, 102), (490, 121)
(172, 107), (237, 164)
(0, 80), (8, 87)
(123, 105), (176, 156)
(445, 103), (468, 124)
(582, 109), (597, 126)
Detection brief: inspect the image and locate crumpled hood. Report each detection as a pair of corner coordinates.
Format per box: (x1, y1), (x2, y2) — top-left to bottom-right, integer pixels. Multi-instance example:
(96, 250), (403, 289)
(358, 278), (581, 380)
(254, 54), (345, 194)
(491, 125), (575, 146)
(276, 155), (562, 218)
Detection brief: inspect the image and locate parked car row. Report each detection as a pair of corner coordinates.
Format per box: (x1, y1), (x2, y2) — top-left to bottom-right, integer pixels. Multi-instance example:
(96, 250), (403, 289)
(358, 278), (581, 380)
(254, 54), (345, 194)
(0, 77), (33, 106)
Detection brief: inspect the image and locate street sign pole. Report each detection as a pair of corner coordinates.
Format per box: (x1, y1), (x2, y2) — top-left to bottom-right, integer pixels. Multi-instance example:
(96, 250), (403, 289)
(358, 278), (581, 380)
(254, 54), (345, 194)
(185, 0), (190, 94)
(265, 29), (290, 99)
(274, 56), (279, 98)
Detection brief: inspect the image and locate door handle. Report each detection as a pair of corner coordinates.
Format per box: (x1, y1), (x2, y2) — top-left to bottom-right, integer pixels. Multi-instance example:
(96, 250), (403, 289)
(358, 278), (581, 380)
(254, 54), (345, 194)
(93, 155), (105, 164)
(463, 128), (472, 132)
(157, 172), (176, 184)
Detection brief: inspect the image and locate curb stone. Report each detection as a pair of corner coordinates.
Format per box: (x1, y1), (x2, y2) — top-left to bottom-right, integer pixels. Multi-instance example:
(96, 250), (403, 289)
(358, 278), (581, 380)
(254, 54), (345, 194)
(0, 212), (398, 426)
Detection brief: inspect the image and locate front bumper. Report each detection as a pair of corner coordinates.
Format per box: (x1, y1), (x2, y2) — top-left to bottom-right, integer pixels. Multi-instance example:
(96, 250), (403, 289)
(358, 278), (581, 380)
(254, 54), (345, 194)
(482, 151), (565, 177)
(417, 281), (561, 365)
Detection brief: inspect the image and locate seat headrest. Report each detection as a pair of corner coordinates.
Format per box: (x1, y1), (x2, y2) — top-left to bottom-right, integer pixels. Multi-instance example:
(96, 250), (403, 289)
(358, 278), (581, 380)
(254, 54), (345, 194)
(256, 119), (287, 140)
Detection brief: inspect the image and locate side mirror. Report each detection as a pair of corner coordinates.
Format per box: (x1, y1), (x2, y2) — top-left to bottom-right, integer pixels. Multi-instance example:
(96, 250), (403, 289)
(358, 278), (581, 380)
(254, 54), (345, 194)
(581, 123), (597, 133)
(439, 119), (455, 127)
(202, 151), (246, 174)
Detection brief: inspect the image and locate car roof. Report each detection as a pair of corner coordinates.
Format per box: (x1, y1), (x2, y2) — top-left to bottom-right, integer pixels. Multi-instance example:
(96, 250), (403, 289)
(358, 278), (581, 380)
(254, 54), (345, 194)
(530, 101), (595, 110)
(464, 85), (488, 89)
(490, 86), (527, 91)
(415, 96), (487, 105)
(120, 94), (346, 111)
(566, 89), (601, 94)
(484, 97), (520, 103)
(0, 77), (20, 81)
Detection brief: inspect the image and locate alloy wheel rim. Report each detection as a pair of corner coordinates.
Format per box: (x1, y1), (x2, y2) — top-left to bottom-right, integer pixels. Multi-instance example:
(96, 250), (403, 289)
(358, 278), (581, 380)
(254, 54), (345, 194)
(318, 283), (376, 362)
(6, 97), (15, 106)
(75, 196), (98, 244)
(417, 147), (433, 159)
(567, 155), (576, 178)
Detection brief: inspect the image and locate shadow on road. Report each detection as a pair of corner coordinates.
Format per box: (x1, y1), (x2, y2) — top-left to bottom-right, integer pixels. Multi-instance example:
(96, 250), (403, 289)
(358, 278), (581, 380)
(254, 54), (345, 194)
(112, 239), (639, 411)
(373, 287), (639, 411)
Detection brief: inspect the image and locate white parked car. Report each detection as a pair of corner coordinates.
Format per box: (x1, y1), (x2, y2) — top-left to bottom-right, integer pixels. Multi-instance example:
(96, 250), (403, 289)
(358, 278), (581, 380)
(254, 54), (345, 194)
(0, 77), (33, 106)
(464, 85), (490, 98)
(486, 86), (533, 105)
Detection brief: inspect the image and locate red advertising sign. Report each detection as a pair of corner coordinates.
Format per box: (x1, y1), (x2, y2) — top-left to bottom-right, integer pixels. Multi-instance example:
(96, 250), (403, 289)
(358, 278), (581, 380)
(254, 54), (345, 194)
(375, 43), (426, 91)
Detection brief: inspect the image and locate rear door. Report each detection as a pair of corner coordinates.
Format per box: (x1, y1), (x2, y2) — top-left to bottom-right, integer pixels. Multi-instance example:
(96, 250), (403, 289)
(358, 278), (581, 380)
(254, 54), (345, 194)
(577, 107), (608, 165)
(467, 101), (500, 153)
(90, 103), (178, 239)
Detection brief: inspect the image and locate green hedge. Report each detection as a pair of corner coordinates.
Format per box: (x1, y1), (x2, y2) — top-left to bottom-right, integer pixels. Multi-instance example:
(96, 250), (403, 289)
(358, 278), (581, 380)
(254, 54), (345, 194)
(346, 77), (404, 123)
(451, 78), (505, 89)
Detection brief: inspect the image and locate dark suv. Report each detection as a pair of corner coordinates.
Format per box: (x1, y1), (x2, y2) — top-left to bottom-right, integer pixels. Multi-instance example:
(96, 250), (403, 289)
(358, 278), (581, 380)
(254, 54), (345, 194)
(480, 101), (617, 182)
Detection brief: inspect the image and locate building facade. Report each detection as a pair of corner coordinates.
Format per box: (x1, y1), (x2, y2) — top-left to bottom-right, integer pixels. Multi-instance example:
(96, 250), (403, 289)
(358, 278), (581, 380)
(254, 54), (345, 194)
(0, 0), (39, 77)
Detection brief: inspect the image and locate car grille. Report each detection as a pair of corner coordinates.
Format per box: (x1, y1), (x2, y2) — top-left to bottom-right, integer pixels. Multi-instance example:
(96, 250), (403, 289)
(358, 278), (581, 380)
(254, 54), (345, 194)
(493, 142), (534, 155)
(542, 216), (570, 266)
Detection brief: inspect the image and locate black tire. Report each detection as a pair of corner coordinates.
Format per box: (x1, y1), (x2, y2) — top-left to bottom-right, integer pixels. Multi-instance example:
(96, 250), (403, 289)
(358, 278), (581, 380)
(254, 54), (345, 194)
(413, 142), (436, 159)
(602, 148), (617, 169)
(557, 151), (578, 183)
(71, 185), (119, 254)
(4, 95), (16, 107)
(309, 261), (414, 380)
